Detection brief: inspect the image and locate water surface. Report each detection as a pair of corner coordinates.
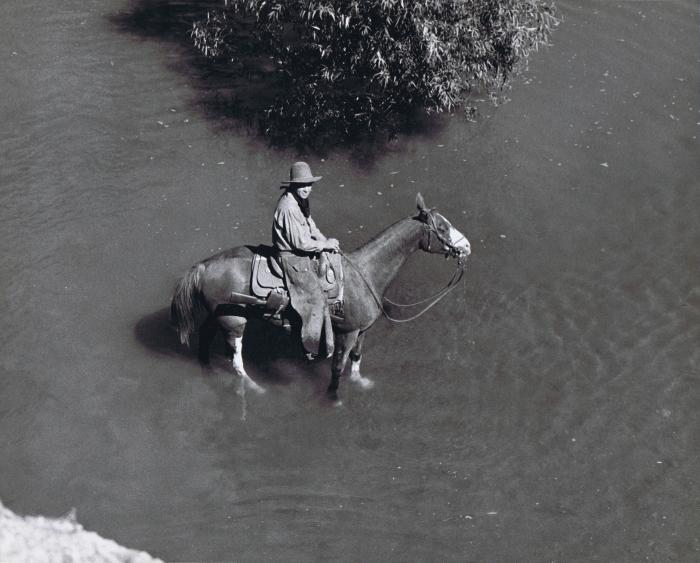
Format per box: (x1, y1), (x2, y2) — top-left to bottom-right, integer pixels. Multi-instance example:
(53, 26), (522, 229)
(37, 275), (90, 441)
(1, 0), (699, 560)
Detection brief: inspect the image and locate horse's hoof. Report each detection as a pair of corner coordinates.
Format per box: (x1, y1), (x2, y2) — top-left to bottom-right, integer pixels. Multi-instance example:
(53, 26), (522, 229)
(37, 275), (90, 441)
(199, 364), (214, 376)
(249, 383), (266, 395)
(359, 378), (375, 390)
(327, 393), (343, 408)
(350, 373), (375, 390)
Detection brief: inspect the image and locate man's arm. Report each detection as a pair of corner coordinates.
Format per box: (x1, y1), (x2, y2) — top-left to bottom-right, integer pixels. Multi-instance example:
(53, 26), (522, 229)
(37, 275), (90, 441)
(307, 217), (325, 241)
(308, 217), (340, 252)
(277, 207), (325, 253)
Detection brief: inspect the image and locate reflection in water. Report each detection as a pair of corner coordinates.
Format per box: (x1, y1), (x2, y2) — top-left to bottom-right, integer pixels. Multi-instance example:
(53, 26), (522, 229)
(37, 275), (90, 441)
(1, 0), (698, 561)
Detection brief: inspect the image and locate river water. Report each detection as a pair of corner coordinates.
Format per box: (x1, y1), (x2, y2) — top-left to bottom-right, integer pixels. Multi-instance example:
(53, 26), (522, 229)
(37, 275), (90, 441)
(1, 0), (698, 561)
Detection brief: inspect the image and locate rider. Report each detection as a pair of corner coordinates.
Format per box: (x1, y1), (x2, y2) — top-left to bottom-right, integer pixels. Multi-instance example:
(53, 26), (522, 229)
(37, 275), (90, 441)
(273, 161), (340, 359)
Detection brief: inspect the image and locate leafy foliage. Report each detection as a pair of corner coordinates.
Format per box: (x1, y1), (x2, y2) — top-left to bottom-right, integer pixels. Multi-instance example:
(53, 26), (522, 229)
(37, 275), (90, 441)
(191, 0), (558, 147)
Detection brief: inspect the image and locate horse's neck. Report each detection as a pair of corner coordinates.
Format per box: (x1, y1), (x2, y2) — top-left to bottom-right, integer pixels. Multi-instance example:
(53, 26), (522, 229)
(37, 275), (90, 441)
(349, 217), (423, 296)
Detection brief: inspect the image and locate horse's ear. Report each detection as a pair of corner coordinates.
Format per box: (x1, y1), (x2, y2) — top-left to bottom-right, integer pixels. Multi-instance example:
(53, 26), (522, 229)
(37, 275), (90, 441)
(416, 193), (427, 213)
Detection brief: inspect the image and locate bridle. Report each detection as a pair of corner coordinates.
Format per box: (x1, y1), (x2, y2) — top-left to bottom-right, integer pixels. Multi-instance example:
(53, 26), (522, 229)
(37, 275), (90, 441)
(421, 208), (469, 267)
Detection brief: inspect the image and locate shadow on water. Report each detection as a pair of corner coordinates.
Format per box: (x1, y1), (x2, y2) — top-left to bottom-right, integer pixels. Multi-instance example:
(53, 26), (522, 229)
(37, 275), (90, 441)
(110, 0), (448, 161)
(133, 307), (328, 390)
(133, 307), (199, 361)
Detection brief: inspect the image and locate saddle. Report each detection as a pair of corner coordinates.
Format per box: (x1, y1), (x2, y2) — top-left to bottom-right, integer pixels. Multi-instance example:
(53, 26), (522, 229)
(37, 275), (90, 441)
(250, 245), (344, 307)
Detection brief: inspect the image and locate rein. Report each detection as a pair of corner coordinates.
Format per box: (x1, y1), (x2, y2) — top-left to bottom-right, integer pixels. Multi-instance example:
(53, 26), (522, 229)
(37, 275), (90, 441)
(340, 251), (466, 323)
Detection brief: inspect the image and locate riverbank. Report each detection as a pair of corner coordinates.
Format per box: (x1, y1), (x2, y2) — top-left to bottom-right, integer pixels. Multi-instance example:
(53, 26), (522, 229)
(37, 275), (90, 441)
(0, 501), (160, 563)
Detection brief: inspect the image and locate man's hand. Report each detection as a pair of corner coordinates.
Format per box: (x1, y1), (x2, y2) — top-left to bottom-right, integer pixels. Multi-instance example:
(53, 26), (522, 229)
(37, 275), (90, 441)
(324, 238), (340, 252)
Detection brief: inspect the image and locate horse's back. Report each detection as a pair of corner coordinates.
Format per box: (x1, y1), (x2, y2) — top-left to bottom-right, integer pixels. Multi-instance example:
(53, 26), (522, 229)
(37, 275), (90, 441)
(199, 245), (257, 304)
(202, 245), (257, 263)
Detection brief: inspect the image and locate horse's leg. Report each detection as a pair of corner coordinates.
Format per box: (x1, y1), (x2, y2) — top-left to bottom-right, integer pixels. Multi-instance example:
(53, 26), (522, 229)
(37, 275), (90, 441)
(327, 330), (359, 403)
(348, 330), (375, 390)
(219, 315), (266, 395)
(197, 314), (218, 365)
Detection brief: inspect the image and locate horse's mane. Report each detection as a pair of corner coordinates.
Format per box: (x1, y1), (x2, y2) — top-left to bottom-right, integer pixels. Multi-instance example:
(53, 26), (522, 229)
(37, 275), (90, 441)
(198, 216), (421, 263)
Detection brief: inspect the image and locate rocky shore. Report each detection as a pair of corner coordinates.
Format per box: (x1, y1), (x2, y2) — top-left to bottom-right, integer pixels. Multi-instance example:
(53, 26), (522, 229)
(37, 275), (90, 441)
(0, 502), (161, 563)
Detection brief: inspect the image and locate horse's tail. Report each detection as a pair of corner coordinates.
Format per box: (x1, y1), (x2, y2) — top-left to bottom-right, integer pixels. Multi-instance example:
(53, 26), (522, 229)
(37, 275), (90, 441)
(170, 262), (206, 347)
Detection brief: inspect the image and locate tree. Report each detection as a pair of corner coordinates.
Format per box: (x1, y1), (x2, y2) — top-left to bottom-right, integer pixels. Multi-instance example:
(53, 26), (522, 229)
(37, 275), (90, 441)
(191, 0), (558, 147)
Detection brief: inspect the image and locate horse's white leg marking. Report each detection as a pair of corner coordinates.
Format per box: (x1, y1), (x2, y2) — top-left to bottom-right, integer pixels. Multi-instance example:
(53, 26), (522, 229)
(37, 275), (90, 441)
(349, 358), (374, 390)
(231, 336), (265, 395)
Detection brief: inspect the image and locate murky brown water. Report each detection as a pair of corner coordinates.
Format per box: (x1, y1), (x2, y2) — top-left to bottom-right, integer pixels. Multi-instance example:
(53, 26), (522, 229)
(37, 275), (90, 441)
(1, 0), (699, 560)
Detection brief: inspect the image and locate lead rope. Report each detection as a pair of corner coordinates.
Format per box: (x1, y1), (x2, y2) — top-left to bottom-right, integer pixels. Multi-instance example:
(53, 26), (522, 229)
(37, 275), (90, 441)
(340, 251), (466, 323)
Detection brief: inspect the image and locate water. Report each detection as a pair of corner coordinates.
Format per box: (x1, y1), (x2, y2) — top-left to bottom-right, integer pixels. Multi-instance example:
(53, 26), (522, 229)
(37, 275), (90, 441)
(1, 0), (699, 560)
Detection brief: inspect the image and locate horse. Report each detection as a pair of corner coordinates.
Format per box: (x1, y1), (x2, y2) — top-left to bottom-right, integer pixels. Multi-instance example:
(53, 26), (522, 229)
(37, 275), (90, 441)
(170, 193), (471, 401)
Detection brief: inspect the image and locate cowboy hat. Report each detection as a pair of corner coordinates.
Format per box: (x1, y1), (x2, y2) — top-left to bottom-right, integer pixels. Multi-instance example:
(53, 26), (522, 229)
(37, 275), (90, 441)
(280, 161), (322, 187)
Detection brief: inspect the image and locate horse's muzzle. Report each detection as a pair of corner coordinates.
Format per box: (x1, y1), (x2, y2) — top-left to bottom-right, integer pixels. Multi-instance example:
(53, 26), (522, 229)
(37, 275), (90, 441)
(449, 247), (469, 268)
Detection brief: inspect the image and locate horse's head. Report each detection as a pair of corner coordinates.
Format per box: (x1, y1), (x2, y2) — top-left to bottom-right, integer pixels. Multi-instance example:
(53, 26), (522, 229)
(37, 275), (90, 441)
(415, 193), (471, 264)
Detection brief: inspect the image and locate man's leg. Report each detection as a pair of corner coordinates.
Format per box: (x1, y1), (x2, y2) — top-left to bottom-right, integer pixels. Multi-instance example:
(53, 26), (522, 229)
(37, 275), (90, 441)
(282, 254), (332, 358)
(298, 283), (328, 357)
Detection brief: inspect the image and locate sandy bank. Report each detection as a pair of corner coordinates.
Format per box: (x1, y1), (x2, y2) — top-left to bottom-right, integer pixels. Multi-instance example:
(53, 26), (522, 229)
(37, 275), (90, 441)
(0, 501), (162, 563)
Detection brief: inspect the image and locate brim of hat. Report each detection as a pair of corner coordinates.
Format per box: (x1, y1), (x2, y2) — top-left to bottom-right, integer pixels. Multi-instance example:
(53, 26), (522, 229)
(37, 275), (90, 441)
(280, 175), (322, 186)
